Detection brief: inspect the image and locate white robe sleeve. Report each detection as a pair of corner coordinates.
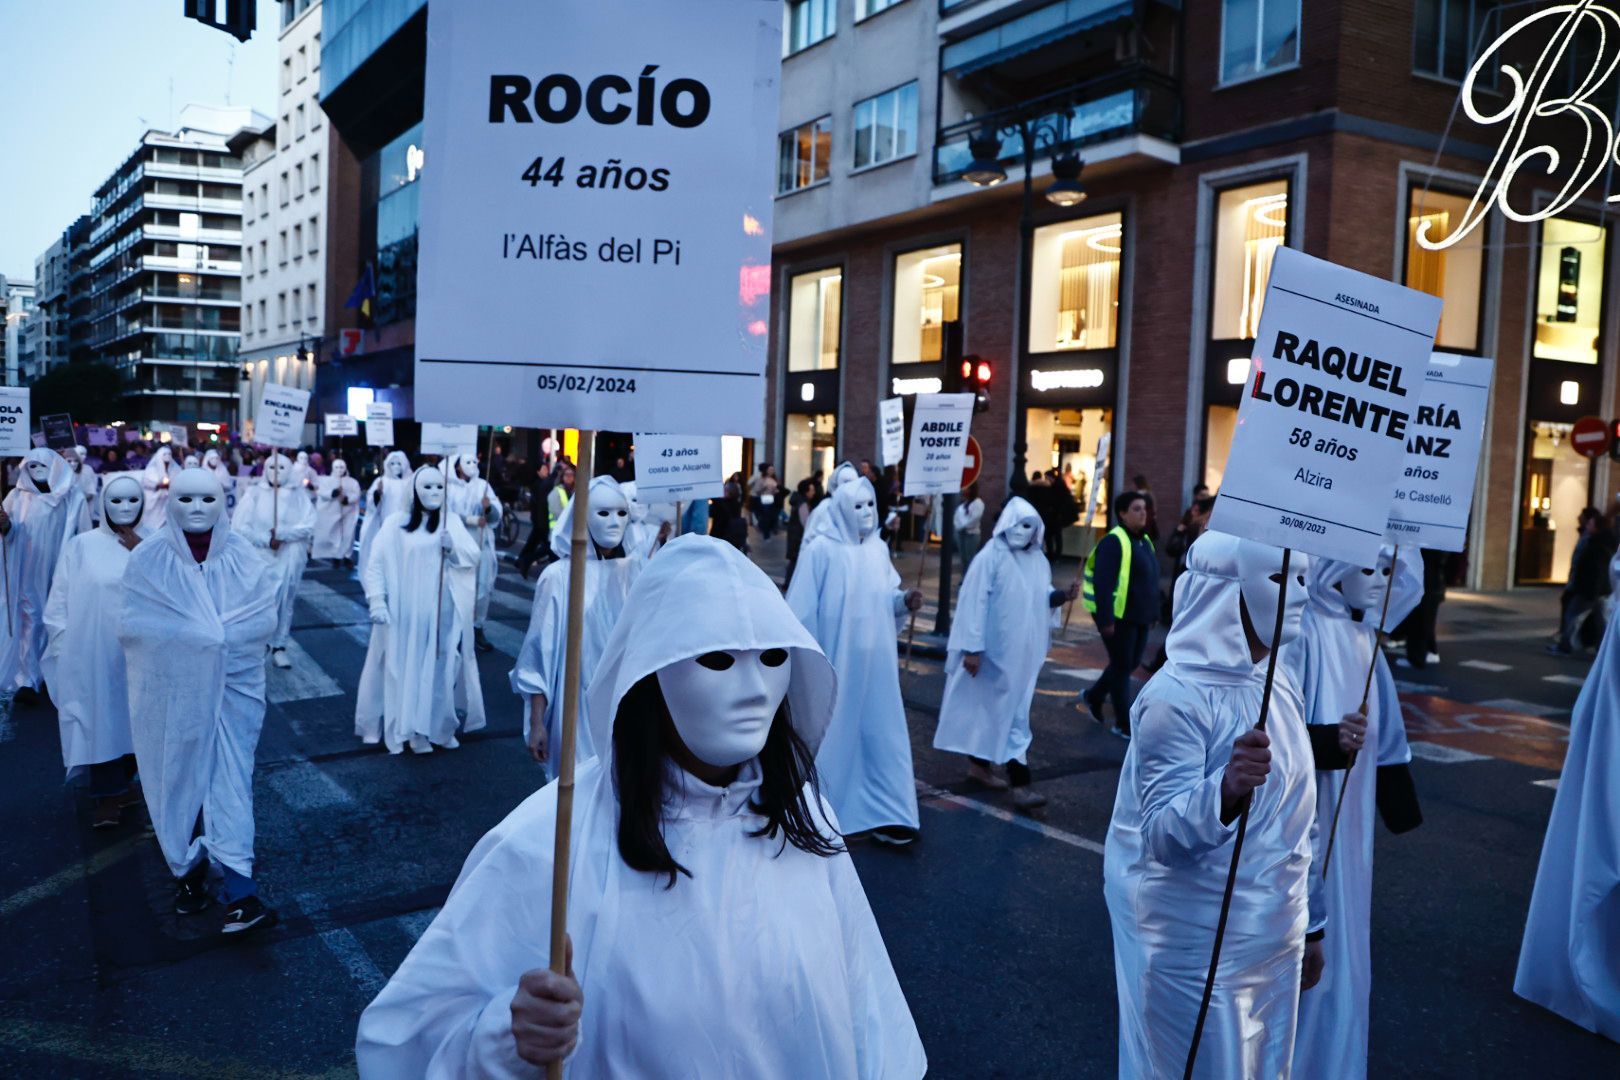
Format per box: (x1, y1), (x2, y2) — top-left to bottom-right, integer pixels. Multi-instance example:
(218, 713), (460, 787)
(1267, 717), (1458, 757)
(41, 540), (75, 673)
(233, 490), (272, 547)
(280, 492), (317, 543)
(1133, 696), (1240, 864)
(362, 525), (390, 618)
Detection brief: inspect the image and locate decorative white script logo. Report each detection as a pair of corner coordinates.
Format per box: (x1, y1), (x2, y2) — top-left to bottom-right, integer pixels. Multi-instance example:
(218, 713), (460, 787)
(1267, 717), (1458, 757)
(1418, 0), (1620, 251)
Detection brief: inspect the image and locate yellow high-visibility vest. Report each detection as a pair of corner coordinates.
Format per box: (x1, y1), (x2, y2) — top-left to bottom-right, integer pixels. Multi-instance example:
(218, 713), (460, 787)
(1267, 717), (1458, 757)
(1082, 526), (1150, 619)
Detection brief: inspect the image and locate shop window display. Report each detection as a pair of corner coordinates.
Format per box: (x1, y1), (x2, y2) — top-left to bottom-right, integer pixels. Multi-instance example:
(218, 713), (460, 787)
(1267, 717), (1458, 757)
(1029, 213), (1122, 353)
(787, 269), (842, 372)
(892, 244), (961, 364)
(1533, 217), (1607, 366)
(1405, 188), (1485, 352)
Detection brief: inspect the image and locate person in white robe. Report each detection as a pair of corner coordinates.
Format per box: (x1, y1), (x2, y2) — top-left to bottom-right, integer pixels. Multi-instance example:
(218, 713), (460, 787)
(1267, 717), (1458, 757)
(933, 496), (1075, 813)
(510, 475), (639, 781)
(312, 458), (362, 565)
(620, 480), (671, 560)
(1287, 545), (1424, 1077)
(232, 452), (316, 670)
(120, 468), (279, 934)
(358, 450), (412, 577)
(0, 448), (88, 702)
(68, 446), (99, 528)
(800, 459), (862, 549)
(356, 534), (927, 1079)
(356, 466), (484, 753)
(290, 449), (314, 500)
(786, 477), (923, 844)
(1515, 548), (1620, 1041)
(140, 445), (178, 523)
(43, 476), (148, 828)
(446, 452), (504, 653)
(1104, 530), (1325, 1078)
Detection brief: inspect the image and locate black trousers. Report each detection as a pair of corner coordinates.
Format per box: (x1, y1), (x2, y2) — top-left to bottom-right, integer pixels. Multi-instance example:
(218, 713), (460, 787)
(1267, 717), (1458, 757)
(1089, 620), (1149, 730)
(971, 757), (1032, 787)
(517, 519), (550, 567)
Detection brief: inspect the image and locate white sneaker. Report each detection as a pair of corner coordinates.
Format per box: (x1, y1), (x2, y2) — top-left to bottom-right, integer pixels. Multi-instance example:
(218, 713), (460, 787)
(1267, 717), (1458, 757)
(270, 648), (292, 670)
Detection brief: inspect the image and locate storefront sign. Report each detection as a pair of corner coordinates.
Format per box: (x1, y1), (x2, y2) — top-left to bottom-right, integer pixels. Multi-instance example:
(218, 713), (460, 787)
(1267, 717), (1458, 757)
(364, 403), (395, 447)
(879, 397), (905, 467)
(1386, 353), (1495, 552)
(1030, 367), (1105, 391)
(326, 413), (359, 438)
(633, 432), (725, 501)
(892, 376), (943, 396)
(1209, 248), (1442, 566)
(254, 383), (311, 448)
(903, 393), (974, 497)
(39, 413), (76, 451)
(1570, 414), (1609, 459)
(0, 387), (30, 457)
(415, 0), (781, 436)
(420, 420), (475, 458)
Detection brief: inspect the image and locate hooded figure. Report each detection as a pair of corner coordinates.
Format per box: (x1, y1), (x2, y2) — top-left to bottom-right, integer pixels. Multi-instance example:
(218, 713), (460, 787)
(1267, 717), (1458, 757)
(0, 448), (89, 698)
(1515, 549), (1620, 1040)
(358, 450), (413, 577)
(446, 452), (505, 652)
(68, 446), (99, 527)
(290, 449), (314, 498)
(140, 445), (178, 522)
(43, 476), (148, 824)
(933, 497), (1071, 809)
(1287, 545), (1424, 1078)
(786, 477), (921, 843)
(313, 458), (362, 562)
(511, 475), (639, 779)
(232, 452), (317, 669)
(120, 469), (279, 932)
(203, 448), (236, 510)
(356, 535), (927, 1079)
(619, 480), (666, 560)
(356, 466), (483, 753)
(1104, 531), (1323, 1079)
(800, 460), (863, 550)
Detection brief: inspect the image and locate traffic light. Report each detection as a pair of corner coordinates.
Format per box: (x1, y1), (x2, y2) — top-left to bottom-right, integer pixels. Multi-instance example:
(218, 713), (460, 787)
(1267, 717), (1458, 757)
(1610, 418), (1620, 461)
(961, 356), (993, 414)
(184, 0), (256, 42)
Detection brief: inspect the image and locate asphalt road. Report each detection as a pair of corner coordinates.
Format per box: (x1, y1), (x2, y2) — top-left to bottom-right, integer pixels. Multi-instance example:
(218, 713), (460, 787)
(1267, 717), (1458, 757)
(0, 532), (1615, 1078)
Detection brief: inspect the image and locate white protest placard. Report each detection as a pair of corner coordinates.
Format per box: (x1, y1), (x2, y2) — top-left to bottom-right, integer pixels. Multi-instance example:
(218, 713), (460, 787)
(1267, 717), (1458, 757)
(420, 420), (476, 458)
(327, 413), (359, 438)
(1208, 248), (1441, 566)
(365, 402), (395, 447)
(414, 0), (780, 437)
(879, 397), (906, 468)
(634, 432), (725, 501)
(903, 393), (974, 497)
(254, 383), (311, 448)
(1385, 353), (1495, 551)
(0, 386), (29, 457)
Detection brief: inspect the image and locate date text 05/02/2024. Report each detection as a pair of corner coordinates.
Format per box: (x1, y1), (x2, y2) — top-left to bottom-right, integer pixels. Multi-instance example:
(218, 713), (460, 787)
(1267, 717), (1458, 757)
(536, 374), (637, 395)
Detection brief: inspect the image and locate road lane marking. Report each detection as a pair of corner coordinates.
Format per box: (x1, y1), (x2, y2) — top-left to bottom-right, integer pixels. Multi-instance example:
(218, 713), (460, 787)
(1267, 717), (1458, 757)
(481, 619), (526, 658)
(267, 761), (355, 810)
(1533, 778), (1560, 790)
(299, 892), (388, 1001)
(266, 639), (345, 703)
(1459, 659), (1511, 672)
(1409, 742), (1490, 764)
(1049, 667), (1105, 681)
(1394, 680), (1445, 694)
(917, 781), (1105, 856)
(1541, 674), (1586, 688)
(295, 579), (371, 646)
(396, 907), (441, 941)
(0, 832), (148, 919)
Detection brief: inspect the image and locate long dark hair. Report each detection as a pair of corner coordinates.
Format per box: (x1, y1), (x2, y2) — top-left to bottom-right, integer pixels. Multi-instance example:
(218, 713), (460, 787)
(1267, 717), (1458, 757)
(403, 495), (441, 533)
(612, 671), (842, 887)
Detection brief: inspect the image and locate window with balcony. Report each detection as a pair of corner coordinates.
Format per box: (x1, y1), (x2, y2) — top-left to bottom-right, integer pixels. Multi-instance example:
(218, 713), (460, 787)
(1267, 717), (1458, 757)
(856, 0), (905, 19)
(1210, 179), (1288, 340)
(892, 243), (961, 364)
(784, 0), (835, 56)
(1220, 0), (1299, 84)
(1404, 187), (1485, 352)
(1413, 0), (1499, 81)
(853, 83), (918, 170)
(1533, 217), (1607, 366)
(1029, 212), (1122, 353)
(777, 117), (832, 194)
(787, 268), (843, 372)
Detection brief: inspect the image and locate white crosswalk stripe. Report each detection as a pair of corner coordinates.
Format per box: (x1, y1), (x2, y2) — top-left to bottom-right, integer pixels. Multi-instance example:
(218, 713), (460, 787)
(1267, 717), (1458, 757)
(396, 907), (441, 942)
(1533, 778), (1560, 791)
(297, 579), (372, 646)
(1459, 659), (1511, 673)
(1541, 673), (1586, 688)
(266, 639), (345, 703)
(267, 760), (356, 809)
(1477, 698), (1566, 718)
(1409, 742), (1489, 764)
(300, 893), (388, 1000)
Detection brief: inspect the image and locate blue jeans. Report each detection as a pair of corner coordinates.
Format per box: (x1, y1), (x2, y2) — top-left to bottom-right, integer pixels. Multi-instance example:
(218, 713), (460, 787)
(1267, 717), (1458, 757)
(219, 865), (257, 903)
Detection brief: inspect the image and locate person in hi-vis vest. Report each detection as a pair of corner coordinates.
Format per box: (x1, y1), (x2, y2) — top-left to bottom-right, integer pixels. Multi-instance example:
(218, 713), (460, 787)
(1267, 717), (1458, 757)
(1078, 491), (1159, 739)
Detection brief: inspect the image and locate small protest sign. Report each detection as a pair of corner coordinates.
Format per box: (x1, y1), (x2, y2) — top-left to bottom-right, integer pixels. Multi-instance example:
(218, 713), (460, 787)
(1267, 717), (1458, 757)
(634, 433), (726, 501)
(364, 403), (395, 447)
(327, 413), (359, 438)
(902, 393), (974, 497)
(879, 397), (905, 468)
(1385, 353), (1495, 552)
(254, 383), (312, 448)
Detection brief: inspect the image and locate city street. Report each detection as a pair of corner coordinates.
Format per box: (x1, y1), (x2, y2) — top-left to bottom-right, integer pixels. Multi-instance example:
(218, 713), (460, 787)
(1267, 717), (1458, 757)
(0, 529), (1615, 1078)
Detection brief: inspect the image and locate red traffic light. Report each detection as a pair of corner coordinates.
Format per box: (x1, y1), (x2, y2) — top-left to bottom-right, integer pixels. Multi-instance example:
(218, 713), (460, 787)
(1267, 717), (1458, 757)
(975, 361), (993, 384)
(961, 360), (973, 381)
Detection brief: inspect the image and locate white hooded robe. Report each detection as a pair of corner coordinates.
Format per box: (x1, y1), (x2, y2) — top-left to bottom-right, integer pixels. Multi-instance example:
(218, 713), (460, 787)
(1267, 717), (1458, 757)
(140, 446), (178, 523)
(358, 451), (413, 577)
(313, 462), (362, 560)
(356, 534), (926, 1079)
(786, 478), (919, 835)
(446, 452), (504, 628)
(232, 455), (317, 648)
(933, 496), (1055, 764)
(0, 448), (88, 692)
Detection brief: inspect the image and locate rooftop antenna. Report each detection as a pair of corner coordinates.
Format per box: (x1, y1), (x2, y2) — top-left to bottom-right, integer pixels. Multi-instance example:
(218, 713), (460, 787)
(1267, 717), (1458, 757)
(168, 77), (175, 130)
(226, 44), (236, 105)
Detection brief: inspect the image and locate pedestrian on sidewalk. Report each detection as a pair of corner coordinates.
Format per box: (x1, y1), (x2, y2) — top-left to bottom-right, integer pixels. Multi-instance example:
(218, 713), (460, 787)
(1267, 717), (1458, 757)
(1079, 491), (1159, 738)
(1549, 507), (1615, 656)
(933, 497), (1077, 813)
(750, 463), (780, 540)
(121, 469), (279, 934)
(784, 476), (819, 585)
(953, 482), (984, 567)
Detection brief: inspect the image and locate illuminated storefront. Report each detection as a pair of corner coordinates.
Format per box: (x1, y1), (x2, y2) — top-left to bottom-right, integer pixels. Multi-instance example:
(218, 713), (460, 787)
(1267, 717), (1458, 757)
(780, 264), (843, 486)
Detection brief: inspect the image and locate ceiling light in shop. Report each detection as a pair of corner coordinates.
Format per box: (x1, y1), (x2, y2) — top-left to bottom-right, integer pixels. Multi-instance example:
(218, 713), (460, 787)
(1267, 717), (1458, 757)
(1561, 380), (1580, 405)
(1226, 357), (1251, 385)
(800, 382), (815, 402)
(1247, 193), (1288, 229)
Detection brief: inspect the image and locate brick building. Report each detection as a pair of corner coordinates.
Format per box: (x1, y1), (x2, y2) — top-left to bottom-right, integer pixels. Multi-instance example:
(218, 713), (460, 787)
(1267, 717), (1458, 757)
(765, 0), (1620, 589)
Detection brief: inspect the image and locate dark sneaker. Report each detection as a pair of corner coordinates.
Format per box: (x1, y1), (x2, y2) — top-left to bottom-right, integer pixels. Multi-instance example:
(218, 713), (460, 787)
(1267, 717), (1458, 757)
(91, 796), (123, 830)
(870, 826), (918, 847)
(474, 629), (494, 653)
(174, 876), (211, 916)
(1109, 725), (1132, 742)
(1077, 692), (1106, 726)
(220, 895), (275, 935)
(13, 686), (37, 706)
(1011, 787), (1049, 813)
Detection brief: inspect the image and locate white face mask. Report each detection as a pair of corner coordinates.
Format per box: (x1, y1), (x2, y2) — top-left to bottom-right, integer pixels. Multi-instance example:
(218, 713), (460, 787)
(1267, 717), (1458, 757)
(385, 456), (408, 479)
(332, 460), (348, 479)
(68, 453), (83, 473)
(589, 488), (630, 549)
(25, 459), (50, 486)
(170, 471), (224, 533)
(184, 456), (201, 469)
(1236, 541), (1309, 650)
(104, 477), (145, 527)
(415, 468), (446, 511)
(1336, 555), (1391, 614)
(657, 647), (793, 768)
(1004, 518), (1038, 549)
(459, 458), (479, 480)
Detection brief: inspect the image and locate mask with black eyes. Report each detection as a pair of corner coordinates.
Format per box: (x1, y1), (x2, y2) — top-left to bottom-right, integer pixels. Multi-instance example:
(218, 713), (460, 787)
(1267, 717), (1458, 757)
(1335, 550), (1393, 614)
(656, 647), (793, 768)
(1236, 540), (1310, 649)
(170, 469), (224, 533)
(589, 486), (630, 550)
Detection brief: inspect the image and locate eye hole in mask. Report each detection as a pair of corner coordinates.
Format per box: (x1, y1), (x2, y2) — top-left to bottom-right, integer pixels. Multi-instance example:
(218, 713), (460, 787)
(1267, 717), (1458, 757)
(697, 651), (734, 671)
(762, 648), (788, 667)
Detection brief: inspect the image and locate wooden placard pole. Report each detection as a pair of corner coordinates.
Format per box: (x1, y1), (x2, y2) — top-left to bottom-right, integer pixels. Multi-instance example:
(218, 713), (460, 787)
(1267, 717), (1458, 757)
(901, 496), (933, 676)
(546, 431), (594, 1080)
(271, 449), (280, 545)
(1, 459), (12, 635)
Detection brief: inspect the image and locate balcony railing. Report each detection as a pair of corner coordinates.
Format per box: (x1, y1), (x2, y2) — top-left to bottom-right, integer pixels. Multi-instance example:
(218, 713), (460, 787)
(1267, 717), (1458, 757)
(933, 66), (1179, 184)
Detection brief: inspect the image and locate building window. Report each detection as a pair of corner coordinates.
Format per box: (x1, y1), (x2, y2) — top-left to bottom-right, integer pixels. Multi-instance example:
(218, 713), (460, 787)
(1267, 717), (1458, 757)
(307, 214), (320, 254)
(296, 45), (307, 82)
(1221, 0), (1300, 83)
(308, 153), (321, 190)
(365, 121), (426, 326)
(294, 223), (304, 259)
(1029, 212), (1123, 353)
(787, 268), (843, 372)
(292, 290), (302, 325)
(307, 284), (318, 324)
(243, 306), (252, 334)
(1404, 187), (1485, 352)
(260, 182), (269, 208)
(259, 299), (267, 332)
(853, 83), (918, 170)
(244, 248), (253, 276)
(777, 116), (832, 194)
(281, 58), (292, 93)
(281, 114), (291, 149)
(279, 172), (290, 206)
(278, 293), (287, 327)
(1533, 217), (1607, 366)
(892, 243), (961, 365)
(1210, 179), (1288, 340)
(295, 162), (305, 198)
(784, 0), (835, 56)
(856, 0), (905, 19)
(279, 231), (289, 265)
(296, 104), (306, 140)
(1413, 0), (1498, 81)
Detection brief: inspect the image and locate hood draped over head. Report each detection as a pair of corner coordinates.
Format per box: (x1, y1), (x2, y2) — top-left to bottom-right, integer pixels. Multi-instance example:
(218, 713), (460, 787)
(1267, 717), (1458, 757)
(992, 495), (1045, 551)
(163, 469), (233, 563)
(383, 450), (411, 479)
(1304, 544), (1423, 632)
(551, 475), (630, 560)
(259, 452), (295, 488)
(823, 476), (879, 545)
(1164, 530), (1311, 685)
(18, 447), (75, 504)
(587, 534), (836, 764)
